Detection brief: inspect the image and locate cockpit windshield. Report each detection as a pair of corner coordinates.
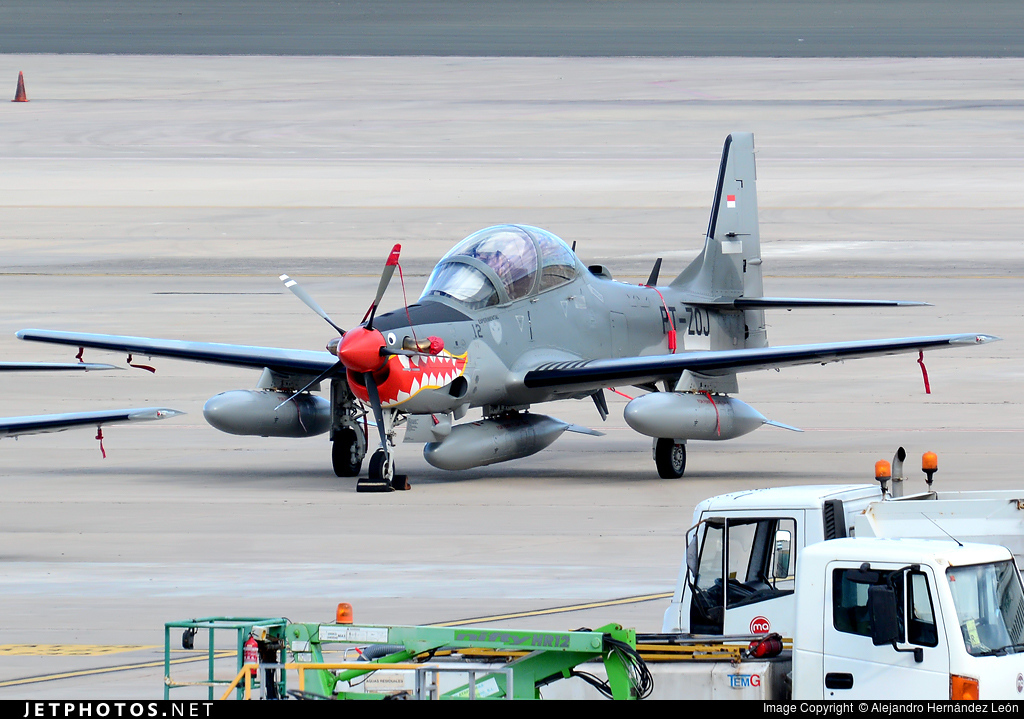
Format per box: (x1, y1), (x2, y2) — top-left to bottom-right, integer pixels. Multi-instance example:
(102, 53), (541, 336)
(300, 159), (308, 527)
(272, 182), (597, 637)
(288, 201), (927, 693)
(420, 225), (578, 308)
(419, 262), (499, 310)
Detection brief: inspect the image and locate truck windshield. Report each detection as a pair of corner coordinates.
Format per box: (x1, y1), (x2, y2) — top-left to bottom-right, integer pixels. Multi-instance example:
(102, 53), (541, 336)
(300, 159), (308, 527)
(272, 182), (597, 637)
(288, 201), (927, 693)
(947, 560), (1024, 657)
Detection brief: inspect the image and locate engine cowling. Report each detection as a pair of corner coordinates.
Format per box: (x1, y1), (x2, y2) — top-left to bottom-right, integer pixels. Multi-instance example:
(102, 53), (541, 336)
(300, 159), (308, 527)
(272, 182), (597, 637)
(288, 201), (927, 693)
(203, 390), (331, 438)
(423, 413), (568, 471)
(623, 392), (766, 441)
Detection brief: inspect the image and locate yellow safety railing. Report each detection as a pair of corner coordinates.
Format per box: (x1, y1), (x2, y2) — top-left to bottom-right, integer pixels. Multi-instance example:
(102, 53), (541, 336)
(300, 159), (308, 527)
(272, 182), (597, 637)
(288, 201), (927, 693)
(220, 661), (434, 700)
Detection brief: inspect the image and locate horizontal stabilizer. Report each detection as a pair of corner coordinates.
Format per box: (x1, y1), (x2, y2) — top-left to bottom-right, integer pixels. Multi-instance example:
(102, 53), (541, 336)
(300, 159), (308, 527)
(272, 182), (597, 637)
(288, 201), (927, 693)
(684, 298), (930, 309)
(733, 298), (930, 309)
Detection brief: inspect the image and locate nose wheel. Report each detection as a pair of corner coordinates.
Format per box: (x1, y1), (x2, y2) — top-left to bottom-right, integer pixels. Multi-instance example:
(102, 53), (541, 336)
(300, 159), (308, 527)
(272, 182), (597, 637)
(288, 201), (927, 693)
(368, 448), (393, 482)
(358, 447), (410, 492)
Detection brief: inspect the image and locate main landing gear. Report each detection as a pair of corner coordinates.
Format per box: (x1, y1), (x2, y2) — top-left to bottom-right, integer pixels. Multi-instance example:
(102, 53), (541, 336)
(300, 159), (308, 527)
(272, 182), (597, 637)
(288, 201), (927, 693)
(655, 438), (686, 479)
(331, 427), (363, 477)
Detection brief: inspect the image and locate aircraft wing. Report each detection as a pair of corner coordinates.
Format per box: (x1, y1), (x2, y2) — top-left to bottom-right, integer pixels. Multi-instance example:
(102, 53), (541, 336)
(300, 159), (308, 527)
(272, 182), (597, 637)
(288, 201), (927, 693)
(0, 407), (184, 438)
(15, 330), (338, 376)
(523, 333), (999, 392)
(0, 362), (119, 371)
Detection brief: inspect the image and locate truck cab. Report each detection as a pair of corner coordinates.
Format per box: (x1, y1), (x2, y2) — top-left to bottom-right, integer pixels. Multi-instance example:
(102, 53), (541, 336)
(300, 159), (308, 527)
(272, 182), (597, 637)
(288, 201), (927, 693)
(793, 538), (1024, 700)
(662, 484), (882, 636)
(663, 470), (1024, 638)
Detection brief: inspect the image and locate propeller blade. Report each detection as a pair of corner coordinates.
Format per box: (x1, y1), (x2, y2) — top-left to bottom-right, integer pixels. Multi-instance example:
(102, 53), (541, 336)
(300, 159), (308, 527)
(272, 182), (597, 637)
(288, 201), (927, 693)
(364, 244), (401, 330)
(280, 274), (347, 336)
(273, 362), (344, 411)
(363, 371), (389, 451)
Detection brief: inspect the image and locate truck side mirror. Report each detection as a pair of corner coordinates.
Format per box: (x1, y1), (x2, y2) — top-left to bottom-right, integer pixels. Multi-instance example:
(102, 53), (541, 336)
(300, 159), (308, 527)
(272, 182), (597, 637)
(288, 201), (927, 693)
(685, 528), (699, 578)
(774, 529), (792, 578)
(868, 584), (900, 646)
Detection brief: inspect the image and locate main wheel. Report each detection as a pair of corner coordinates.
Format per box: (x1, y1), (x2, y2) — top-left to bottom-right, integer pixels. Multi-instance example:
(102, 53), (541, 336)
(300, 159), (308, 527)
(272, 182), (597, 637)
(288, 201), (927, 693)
(332, 428), (363, 477)
(655, 438), (686, 478)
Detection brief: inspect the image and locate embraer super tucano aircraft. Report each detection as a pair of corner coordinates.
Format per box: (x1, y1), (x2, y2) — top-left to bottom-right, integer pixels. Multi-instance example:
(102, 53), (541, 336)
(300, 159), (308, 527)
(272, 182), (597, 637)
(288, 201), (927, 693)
(17, 134), (997, 488)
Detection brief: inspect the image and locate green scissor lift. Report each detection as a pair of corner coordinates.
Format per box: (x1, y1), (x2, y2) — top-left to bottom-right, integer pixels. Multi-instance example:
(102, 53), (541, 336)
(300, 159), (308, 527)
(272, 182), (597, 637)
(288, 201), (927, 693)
(166, 616), (646, 699)
(287, 621), (643, 699)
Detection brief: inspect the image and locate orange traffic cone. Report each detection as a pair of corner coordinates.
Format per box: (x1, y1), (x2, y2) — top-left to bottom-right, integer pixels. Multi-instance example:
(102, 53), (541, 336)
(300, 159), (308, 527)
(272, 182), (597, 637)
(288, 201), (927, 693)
(13, 71), (27, 102)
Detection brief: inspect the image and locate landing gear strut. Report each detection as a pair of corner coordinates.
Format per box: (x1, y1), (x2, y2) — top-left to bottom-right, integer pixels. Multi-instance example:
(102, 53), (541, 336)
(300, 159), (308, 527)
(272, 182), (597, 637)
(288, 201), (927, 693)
(330, 378), (367, 478)
(357, 407), (409, 492)
(655, 438), (686, 479)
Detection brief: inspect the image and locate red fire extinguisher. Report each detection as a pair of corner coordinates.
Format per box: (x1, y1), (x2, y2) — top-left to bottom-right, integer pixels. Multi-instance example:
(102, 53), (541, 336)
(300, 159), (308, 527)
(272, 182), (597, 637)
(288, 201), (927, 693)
(243, 635), (259, 677)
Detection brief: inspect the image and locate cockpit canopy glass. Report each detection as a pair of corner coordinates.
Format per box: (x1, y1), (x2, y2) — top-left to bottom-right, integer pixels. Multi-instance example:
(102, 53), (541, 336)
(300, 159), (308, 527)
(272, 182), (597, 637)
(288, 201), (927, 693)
(420, 225), (578, 308)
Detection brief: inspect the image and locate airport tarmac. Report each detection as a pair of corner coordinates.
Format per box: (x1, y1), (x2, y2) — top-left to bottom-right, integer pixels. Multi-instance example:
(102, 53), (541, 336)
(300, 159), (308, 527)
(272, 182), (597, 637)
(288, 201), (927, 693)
(0, 55), (1021, 698)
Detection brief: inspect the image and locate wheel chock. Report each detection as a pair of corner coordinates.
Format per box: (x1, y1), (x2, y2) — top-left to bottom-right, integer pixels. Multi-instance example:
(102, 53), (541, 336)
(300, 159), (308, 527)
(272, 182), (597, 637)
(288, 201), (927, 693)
(356, 475), (394, 492)
(391, 474), (411, 491)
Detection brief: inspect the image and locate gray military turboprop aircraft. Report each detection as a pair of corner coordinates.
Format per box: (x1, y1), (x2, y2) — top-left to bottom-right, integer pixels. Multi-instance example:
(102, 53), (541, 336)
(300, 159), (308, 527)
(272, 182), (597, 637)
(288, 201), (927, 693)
(17, 133), (996, 488)
(0, 361), (182, 448)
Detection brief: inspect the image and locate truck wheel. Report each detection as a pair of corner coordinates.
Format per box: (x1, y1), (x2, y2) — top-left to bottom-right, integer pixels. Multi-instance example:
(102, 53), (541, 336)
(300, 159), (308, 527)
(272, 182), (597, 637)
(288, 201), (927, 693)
(332, 428), (362, 477)
(655, 438), (686, 478)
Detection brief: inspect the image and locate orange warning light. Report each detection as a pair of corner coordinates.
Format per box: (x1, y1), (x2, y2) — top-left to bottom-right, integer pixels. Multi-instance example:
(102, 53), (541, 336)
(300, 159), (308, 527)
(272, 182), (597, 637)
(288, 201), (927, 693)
(874, 460), (892, 481)
(922, 452), (938, 472)
(336, 602), (354, 625)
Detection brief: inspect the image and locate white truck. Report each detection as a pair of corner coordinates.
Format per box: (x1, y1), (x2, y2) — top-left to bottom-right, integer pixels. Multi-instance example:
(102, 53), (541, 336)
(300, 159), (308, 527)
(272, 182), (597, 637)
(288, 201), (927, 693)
(623, 449), (1024, 700)
(549, 536), (1024, 700)
(662, 448), (1024, 640)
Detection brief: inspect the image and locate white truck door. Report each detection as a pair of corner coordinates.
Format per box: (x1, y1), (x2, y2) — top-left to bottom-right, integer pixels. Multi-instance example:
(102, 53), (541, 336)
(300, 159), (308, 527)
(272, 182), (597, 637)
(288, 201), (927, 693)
(821, 562), (950, 699)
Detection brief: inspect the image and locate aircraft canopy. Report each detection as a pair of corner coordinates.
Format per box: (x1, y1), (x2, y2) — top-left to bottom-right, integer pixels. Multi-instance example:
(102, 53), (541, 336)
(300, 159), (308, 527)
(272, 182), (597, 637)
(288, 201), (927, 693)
(420, 225), (578, 308)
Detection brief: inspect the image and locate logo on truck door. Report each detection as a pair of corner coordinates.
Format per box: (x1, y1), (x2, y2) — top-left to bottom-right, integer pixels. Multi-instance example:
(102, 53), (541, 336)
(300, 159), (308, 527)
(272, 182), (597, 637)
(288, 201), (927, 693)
(750, 616), (771, 634)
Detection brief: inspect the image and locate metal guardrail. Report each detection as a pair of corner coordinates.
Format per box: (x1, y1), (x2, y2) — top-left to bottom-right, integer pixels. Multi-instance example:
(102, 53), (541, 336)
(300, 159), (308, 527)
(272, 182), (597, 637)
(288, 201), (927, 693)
(220, 662), (514, 700)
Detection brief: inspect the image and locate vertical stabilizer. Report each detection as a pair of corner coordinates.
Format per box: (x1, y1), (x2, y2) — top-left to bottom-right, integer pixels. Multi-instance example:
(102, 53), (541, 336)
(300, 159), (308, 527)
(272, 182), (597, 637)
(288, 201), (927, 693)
(671, 133), (766, 347)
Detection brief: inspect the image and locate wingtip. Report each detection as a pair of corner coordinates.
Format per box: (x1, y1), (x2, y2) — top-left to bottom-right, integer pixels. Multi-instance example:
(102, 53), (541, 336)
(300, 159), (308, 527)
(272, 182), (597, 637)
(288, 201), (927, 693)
(952, 333), (1001, 345)
(130, 408), (187, 421)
